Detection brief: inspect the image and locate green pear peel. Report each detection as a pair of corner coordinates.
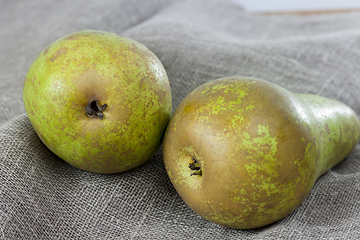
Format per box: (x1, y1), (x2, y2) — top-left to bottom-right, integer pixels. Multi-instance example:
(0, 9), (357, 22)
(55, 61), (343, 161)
(23, 30), (172, 174)
(163, 76), (360, 229)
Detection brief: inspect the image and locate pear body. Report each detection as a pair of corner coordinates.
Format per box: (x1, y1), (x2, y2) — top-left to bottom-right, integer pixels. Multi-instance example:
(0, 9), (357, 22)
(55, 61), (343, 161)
(23, 30), (172, 174)
(163, 76), (360, 229)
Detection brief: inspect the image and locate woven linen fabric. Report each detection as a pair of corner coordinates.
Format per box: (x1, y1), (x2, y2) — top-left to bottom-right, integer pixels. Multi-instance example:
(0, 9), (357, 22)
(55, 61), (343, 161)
(1, 0), (360, 239)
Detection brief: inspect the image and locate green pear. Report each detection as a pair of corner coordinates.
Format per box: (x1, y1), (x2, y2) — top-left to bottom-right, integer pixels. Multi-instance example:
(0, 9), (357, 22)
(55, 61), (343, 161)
(163, 76), (360, 229)
(23, 30), (172, 174)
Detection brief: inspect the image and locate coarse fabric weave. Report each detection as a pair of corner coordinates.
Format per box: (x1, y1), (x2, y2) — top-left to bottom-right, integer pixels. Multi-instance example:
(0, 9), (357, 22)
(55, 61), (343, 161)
(1, 0), (360, 239)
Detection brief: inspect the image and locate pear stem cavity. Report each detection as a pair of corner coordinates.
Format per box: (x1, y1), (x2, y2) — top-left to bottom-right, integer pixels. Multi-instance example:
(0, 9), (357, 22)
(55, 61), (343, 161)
(85, 100), (107, 120)
(189, 158), (202, 176)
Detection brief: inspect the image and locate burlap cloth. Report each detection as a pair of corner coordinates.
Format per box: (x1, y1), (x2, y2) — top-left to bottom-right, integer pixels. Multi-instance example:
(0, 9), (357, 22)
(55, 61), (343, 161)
(1, 0), (360, 239)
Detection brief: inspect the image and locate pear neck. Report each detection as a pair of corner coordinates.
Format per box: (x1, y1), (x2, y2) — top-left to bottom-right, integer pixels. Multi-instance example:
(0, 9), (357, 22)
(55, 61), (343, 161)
(296, 93), (360, 177)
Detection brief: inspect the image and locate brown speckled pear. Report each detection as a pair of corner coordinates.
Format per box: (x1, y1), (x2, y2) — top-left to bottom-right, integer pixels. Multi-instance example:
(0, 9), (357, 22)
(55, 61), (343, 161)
(163, 76), (360, 229)
(23, 30), (172, 174)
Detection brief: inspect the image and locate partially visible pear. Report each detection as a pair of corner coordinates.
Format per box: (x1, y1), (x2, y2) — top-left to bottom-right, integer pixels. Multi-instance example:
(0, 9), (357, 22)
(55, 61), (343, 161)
(163, 76), (360, 229)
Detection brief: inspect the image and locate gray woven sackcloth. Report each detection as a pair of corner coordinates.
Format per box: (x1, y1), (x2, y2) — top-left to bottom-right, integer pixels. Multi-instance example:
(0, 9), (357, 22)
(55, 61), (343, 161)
(1, 0), (360, 239)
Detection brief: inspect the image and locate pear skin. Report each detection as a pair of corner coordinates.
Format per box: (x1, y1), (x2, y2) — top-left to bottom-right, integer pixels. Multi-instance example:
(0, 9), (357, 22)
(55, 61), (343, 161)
(23, 30), (172, 174)
(163, 76), (360, 229)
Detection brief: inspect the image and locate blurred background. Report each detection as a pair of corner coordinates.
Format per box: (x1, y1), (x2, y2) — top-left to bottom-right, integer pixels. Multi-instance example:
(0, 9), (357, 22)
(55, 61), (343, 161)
(236, 0), (360, 13)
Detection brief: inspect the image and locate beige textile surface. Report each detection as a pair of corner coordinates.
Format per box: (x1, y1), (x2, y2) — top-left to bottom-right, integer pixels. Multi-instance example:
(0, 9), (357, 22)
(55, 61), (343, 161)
(1, 0), (360, 239)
